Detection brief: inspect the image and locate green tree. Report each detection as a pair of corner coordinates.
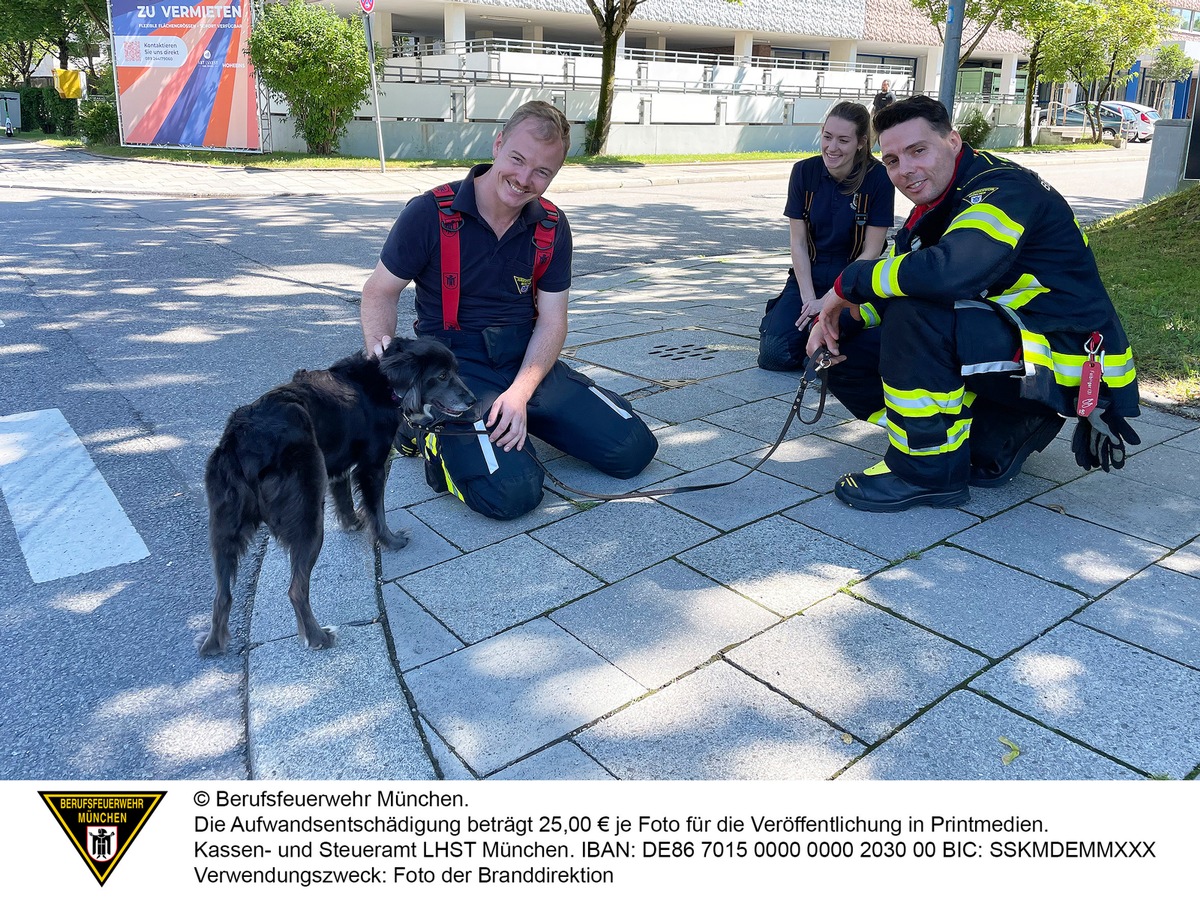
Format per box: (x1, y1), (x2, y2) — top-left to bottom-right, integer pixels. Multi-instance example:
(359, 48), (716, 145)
(1009, 0), (1070, 146)
(583, 0), (740, 155)
(1040, 0), (1172, 141)
(1146, 42), (1195, 108)
(913, 0), (1001, 65)
(247, 0), (376, 155)
(0, 38), (44, 85)
(583, 0), (647, 156)
(0, 0), (106, 83)
(912, 0), (1052, 65)
(0, 0), (52, 84)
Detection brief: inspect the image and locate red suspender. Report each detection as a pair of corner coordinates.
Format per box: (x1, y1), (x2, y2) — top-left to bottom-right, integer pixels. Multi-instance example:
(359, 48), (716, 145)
(531, 197), (559, 306)
(431, 183), (463, 330)
(431, 183), (559, 330)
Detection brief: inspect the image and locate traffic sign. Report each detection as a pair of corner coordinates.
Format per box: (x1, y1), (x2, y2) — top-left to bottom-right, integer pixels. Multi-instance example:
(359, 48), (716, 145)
(359, 0), (374, 13)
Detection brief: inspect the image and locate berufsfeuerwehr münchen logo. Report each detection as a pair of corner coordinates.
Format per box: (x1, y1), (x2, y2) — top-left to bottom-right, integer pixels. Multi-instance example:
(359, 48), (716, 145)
(40, 791), (166, 886)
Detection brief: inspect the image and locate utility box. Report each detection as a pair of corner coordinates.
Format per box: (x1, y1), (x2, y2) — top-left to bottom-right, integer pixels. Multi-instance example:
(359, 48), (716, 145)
(1143, 119), (1196, 201)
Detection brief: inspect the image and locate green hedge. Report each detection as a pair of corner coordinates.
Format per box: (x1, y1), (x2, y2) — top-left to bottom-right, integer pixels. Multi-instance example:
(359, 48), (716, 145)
(79, 99), (119, 145)
(16, 86), (79, 136)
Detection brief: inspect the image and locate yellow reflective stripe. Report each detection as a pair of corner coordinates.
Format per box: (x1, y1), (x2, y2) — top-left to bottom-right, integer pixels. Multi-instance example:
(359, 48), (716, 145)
(1075, 216), (1089, 246)
(867, 408), (888, 426)
(870, 255), (906, 298)
(425, 433), (465, 502)
(989, 273), (1048, 311)
(887, 417), (972, 456)
(1020, 331), (1137, 388)
(860, 303), (881, 327)
(883, 382), (967, 417)
(944, 203), (1024, 248)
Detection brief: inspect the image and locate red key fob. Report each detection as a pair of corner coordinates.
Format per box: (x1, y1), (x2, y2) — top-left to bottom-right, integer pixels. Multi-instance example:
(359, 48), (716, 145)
(1076, 332), (1103, 417)
(1077, 359), (1102, 417)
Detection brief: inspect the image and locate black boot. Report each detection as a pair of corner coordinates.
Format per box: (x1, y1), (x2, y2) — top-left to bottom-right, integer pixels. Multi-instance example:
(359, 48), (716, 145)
(969, 413), (1063, 487)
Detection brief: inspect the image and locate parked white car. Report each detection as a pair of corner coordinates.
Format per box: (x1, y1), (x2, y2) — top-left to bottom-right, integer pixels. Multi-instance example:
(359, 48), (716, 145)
(1103, 100), (1159, 142)
(1037, 101), (1138, 141)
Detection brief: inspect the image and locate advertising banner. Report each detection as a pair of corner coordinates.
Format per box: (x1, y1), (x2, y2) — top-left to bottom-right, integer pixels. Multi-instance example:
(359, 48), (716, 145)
(109, 0), (261, 151)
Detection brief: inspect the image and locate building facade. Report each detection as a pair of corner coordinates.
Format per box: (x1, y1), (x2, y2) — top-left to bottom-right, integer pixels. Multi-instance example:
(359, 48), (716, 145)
(350, 0), (1032, 97)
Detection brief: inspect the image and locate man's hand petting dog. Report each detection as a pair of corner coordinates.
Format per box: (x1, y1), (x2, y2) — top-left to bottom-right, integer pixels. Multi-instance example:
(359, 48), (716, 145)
(486, 388), (532, 452)
(198, 339), (475, 657)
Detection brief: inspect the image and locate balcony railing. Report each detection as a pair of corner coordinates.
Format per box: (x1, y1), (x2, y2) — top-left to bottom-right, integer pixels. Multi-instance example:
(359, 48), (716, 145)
(381, 62), (910, 102)
(391, 36), (913, 77)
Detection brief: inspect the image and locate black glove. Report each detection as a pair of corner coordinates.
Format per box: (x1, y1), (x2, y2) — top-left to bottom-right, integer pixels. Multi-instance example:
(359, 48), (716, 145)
(1071, 407), (1141, 472)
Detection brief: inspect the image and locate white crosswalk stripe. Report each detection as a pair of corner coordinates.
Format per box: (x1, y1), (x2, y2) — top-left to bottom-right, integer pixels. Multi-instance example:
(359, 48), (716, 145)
(0, 408), (149, 583)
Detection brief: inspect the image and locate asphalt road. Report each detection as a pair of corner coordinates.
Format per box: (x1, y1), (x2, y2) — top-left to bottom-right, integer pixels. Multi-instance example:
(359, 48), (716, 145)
(0, 144), (1152, 778)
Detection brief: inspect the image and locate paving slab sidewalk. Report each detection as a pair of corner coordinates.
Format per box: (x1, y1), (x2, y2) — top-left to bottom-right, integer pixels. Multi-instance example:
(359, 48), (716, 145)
(244, 256), (1200, 782)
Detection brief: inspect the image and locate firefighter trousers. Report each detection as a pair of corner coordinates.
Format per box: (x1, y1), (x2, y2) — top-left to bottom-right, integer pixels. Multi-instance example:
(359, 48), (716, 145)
(826, 299), (1061, 489)
(758, 261), (845, 371)
(419, 325), (659, 520)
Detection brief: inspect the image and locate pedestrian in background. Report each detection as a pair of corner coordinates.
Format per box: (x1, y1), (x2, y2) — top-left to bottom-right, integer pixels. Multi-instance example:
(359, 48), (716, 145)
(872, 80), (896, 117)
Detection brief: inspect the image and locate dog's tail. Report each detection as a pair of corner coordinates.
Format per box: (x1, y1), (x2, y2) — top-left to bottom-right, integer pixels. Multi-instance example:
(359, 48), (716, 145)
(204, 428), (263, 589)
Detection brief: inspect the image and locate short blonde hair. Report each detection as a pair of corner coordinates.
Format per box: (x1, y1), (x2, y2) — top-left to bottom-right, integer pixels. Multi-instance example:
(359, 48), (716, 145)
(501, 101), (571, 155)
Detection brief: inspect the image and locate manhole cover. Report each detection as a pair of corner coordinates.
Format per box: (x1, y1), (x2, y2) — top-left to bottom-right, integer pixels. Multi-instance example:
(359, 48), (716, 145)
(571, 329), (758, 385)
(649, 343), (720, 362)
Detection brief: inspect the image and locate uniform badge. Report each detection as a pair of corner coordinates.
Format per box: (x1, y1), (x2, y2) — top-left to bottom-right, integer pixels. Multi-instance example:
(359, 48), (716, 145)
(966, 187), (997, 205)
(513, 275), (532, 294)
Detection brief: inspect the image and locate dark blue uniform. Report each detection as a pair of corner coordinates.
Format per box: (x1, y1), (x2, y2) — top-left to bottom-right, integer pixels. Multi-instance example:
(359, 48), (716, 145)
(827, 145), (1137, 490)
(759, 156), (894, 370)
(379, 164), (657, 520)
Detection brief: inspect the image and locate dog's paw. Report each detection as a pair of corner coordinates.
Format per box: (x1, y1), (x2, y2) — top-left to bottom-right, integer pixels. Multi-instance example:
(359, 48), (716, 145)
(339, 512), (365, 533)
(305, 625), (338, 651)
(196, 629), (229, 657)
(379, 528), (410, 551)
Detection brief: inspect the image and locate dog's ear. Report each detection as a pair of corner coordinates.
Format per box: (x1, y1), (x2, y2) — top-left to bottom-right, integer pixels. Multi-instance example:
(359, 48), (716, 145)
(377, 342), (428, 419)
(378, 339), (415, 378)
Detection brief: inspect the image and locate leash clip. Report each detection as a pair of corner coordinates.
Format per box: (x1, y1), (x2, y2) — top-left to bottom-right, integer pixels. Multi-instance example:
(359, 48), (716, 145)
(804, 348), (834, 381)
(794, 349), (833, 426)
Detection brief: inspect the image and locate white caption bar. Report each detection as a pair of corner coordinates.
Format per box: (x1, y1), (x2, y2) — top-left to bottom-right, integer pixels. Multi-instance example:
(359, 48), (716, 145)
(0, 408), (150, 583)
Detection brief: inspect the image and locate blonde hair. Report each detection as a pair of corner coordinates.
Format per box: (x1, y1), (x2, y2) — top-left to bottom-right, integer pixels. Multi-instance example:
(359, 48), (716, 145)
(500, 101), (571, 155)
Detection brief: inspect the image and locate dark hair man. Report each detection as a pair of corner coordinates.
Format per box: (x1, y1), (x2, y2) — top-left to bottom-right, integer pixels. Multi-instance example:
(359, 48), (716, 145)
(361, 100), (657, 519)
(807, 95), (1139, 512)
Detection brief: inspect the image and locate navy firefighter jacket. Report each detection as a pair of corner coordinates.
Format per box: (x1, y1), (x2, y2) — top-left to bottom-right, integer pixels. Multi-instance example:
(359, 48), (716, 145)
(836, 144), (1139, 418)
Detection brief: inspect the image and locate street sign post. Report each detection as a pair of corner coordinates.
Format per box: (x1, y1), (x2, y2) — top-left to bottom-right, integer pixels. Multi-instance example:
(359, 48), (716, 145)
(361, 5), (386, 173)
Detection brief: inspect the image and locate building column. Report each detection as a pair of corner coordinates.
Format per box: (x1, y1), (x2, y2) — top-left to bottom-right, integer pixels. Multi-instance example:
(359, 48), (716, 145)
(646, 34), (667, 52)
(999, 52), (1019, 97)
(919, 45), (943, 95)
(522, 24), (544, 45)
(829, 40), (857, 68)
(444, 3), (466, 48)
(617, 31), (627, 58)
(733, 31), (754, 59)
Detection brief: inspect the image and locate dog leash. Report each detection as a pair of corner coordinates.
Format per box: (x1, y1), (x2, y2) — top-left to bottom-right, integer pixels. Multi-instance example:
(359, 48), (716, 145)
(408, 350), (834, 502)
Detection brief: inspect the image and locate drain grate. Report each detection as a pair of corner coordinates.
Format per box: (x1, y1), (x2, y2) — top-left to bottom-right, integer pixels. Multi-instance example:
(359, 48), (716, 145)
(648, 343), (719, 362)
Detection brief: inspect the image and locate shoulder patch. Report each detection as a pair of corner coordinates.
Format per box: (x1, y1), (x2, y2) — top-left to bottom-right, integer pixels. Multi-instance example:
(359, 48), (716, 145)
(966, 187), (998, 205)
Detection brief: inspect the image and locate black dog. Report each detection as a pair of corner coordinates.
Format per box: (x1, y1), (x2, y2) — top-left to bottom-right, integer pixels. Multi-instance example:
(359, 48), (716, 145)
(198, 339), (475, 656)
